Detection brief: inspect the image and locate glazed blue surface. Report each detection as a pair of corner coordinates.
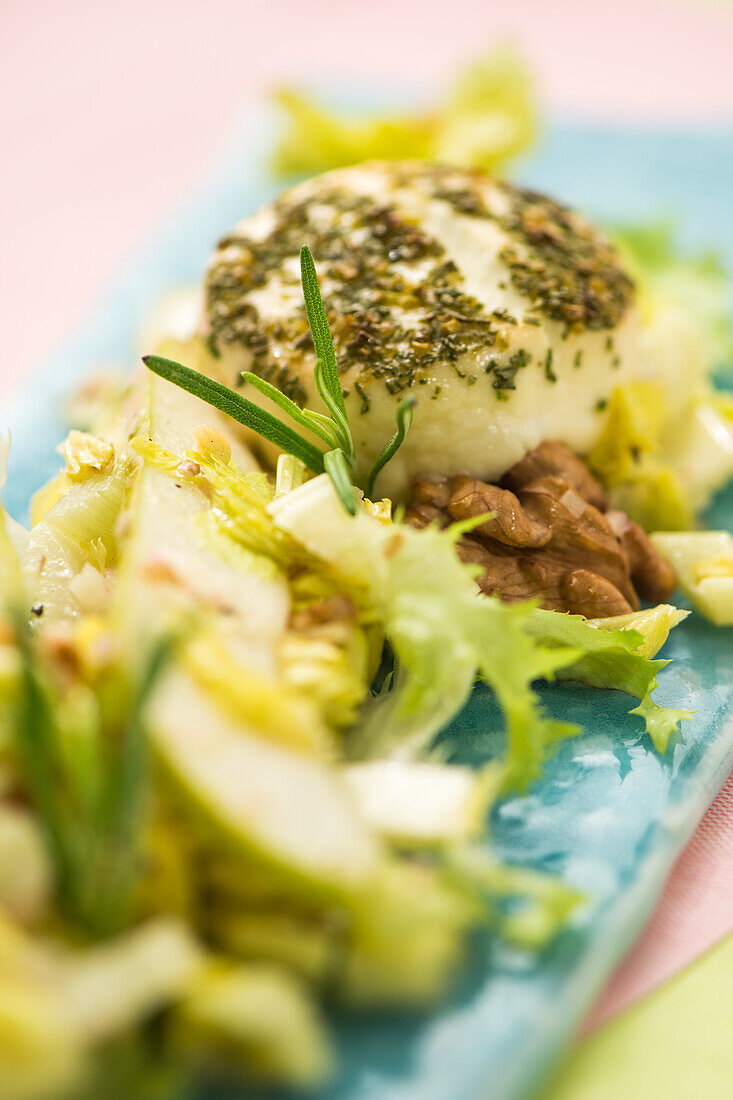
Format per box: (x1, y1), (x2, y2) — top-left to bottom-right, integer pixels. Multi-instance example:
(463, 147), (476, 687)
(4, 115), (733, 1100)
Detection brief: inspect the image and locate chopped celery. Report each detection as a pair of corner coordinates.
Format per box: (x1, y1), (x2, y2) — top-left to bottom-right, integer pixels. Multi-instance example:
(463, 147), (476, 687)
(588, 383), (693, 531)
(59, 918), (202, 1041)
(338, 862), (478, 1008)
(279, 624), (371, 731)
(173, 962), (333, 1089)
(120, 374), (290, 668)
(651, 531), (733, 626)
(28, 461), (130, 625)
(61, 431), (115, 481)
(588, 386), (733, 530)
(185, 632), (332, 757)
(211, 910), (333, 984)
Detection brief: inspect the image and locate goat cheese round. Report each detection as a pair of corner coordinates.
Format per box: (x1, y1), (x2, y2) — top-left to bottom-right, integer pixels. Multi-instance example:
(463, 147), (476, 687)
(202, 161), (668, 499)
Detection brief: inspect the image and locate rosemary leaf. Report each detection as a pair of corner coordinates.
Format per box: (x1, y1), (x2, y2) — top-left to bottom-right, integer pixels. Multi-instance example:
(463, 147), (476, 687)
(323, 449), (357, 515)
(13, 618), (72, 890)
(97, 633), (177, 934)
(313, 358), (353, 457)
(241, 371), (339, 449)
(299, 245), (347, 421)
(143, 356), (326, 474)
(302, 406), (345, 439)
(365, 397), (416, 499)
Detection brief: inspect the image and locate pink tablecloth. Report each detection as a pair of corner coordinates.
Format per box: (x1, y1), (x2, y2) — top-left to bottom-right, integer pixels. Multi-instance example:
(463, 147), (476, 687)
(586, 771), (733, 1029)
(3, 0), (733, 1029)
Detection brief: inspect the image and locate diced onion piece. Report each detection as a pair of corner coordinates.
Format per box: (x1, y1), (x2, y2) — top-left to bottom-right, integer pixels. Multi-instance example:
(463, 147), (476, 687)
(343, 760), (495, 846)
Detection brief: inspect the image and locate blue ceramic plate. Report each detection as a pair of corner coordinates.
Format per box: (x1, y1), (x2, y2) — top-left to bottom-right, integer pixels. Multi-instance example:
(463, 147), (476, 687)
(5, 110), (733, 1100)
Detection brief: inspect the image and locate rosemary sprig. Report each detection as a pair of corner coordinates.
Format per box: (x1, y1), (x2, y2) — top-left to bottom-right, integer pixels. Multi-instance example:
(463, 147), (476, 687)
(323, 449), (357, 515)
(239, 371), (340, 450)
(299, 244), (352, 457)
(365, 397), (415, 500)
(13, 615), (71, 890)
(144, 244), (414, 514)
(12, 620), (176, 937)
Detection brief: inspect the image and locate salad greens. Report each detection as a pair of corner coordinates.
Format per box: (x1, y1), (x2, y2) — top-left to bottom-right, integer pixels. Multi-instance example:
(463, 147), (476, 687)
(270, 474), (689, 780)
(272, 46), (537, 178)
(586, 379), (733, 533)
(0, 322), (690, 1094)
(525, 608), (694, 754)
(588, 382), (695, 532)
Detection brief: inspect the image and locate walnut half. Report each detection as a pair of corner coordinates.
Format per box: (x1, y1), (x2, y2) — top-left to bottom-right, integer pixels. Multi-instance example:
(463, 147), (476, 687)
(405, 442), (676, 618)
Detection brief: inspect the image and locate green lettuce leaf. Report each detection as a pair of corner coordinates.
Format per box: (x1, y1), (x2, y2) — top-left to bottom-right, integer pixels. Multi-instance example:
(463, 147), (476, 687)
(272, 46), (536, 178)
(628, 694), (692, 755)
(271, 475), (687, 786)
(525, 609), (693, 753)
(332, 511), (582, 788)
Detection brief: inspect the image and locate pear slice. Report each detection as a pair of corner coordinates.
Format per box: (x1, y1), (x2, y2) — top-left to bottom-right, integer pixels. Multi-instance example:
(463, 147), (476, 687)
(149, 670), (380, 898)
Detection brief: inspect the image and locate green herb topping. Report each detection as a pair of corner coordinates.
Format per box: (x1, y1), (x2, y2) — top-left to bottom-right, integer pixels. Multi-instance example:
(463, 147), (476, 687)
(204, 163), (635, 414)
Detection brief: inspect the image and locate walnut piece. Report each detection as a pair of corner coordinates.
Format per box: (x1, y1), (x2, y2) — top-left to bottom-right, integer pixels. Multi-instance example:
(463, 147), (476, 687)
(446, 477), (552, 548)
(501, 440), (609, 512)
(405, 443), (676, 617)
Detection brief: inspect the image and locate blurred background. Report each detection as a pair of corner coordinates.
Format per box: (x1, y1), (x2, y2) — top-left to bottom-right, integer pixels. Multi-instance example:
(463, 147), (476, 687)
(3, 0), (733, 394)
